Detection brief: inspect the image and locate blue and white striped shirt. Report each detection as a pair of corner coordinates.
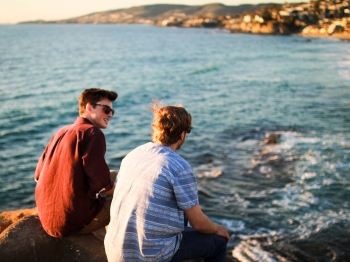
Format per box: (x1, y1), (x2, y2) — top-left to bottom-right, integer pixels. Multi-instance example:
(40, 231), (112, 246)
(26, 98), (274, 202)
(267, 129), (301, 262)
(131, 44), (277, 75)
(105, 142), (199, 262)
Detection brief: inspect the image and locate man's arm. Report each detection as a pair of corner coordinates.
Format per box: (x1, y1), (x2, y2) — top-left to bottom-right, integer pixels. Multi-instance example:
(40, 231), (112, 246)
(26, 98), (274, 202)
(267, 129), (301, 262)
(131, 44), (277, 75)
(83, 132), (114, 195)
(184, 204), (230, 242)
(101, 170), (118, 195)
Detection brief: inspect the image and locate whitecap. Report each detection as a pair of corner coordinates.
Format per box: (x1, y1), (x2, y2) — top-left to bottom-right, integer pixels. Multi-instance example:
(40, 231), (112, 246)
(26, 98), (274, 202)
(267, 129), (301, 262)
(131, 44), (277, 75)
(259, 166), (272, 174)
(194, 163), (223, 179)
(302, 154), (318, 165)
(300, 172), (317, 180)
(195, 169), (222, 179)
(212, 218), (245, 232)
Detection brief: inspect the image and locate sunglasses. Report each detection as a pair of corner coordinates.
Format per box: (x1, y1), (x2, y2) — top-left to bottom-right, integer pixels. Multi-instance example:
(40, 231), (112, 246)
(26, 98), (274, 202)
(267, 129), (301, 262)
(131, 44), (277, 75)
(91, 103), (115, 116)
(187, 127), (193, 134)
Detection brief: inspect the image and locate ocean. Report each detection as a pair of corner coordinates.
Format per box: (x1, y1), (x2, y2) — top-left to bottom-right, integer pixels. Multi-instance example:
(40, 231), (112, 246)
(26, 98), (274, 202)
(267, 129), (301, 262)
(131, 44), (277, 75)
(0, 24), (349, 261)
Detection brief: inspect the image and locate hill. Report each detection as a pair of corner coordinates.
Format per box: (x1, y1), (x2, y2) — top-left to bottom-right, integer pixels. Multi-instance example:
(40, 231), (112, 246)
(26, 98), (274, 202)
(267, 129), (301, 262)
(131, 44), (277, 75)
(19, 3), (282, 24)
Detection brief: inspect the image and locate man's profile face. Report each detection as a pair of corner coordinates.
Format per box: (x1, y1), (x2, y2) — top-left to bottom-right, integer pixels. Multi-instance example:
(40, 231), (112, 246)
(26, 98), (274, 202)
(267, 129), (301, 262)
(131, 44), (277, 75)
(88, 98), (114, 129)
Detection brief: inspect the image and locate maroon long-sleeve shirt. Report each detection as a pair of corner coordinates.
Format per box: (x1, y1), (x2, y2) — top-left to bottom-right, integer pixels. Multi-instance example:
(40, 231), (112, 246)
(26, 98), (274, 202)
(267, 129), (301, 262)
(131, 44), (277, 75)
(34, 117), (114, 238)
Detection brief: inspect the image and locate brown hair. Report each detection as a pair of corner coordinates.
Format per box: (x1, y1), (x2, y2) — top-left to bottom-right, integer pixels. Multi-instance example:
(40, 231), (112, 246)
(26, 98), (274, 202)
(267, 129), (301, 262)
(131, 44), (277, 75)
(79, 88), (118, 115)
(149, 99), (192, 145)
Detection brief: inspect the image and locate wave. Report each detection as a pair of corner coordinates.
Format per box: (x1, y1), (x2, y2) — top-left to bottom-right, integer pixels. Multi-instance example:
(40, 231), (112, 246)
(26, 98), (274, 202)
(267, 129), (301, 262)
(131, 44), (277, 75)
(189, 64), (221, 75)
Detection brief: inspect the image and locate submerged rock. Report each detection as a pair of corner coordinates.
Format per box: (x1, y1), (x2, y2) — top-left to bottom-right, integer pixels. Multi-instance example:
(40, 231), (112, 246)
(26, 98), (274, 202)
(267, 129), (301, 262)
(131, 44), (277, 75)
(264, 133), (280, 144)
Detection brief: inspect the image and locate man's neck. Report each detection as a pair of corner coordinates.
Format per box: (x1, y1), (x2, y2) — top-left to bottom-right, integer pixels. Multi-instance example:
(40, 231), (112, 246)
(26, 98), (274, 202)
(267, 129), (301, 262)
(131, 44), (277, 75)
(154, 141), (177, 151)
(81, 114), (93, 125)
(169, 143), (178, 152)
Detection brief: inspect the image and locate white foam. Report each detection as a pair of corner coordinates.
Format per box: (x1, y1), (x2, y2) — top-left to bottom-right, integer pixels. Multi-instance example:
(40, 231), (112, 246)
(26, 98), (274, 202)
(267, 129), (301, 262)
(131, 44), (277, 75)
(272, 184), (318, 210)
(194, 163), (223, 179)
(196, 169), (222, 179)
(302, 154), (318, 165)
(259, 166), (272, 174)
(212, 218), (245, 232)
(300, 172), (317, 180)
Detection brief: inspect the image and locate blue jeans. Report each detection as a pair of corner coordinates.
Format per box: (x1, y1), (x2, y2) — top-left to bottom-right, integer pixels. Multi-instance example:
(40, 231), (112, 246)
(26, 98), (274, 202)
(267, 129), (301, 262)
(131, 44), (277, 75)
(170, 227), (227, 262)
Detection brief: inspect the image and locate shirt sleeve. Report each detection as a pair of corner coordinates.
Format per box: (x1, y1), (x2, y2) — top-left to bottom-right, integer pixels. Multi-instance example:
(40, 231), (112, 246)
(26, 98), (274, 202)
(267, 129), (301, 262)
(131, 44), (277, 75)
(173, 169), (199, 210)
(81, 131), (114, 195)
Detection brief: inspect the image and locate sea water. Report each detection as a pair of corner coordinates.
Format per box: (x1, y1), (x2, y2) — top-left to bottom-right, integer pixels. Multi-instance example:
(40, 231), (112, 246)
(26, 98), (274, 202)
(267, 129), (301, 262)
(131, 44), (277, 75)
(0, 24), (349, 261)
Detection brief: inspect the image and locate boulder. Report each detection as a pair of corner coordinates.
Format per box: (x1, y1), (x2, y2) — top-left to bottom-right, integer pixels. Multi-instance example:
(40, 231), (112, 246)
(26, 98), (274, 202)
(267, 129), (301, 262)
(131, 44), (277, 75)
(328, 24), (344, 35)
(0, 208), (107, 262)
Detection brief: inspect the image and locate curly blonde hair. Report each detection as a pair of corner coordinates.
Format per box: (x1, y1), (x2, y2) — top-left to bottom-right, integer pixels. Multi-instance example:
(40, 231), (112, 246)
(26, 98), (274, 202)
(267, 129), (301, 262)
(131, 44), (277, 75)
(149, 99), (192, 145)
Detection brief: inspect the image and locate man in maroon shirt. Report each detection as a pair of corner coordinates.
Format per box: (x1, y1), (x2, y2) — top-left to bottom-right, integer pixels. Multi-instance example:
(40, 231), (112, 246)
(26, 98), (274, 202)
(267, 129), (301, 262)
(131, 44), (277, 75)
(34, 88), (118, 238)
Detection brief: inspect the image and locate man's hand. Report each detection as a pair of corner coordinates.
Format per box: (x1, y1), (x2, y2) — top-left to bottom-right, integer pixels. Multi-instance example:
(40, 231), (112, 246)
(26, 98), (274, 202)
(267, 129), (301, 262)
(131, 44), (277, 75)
(185, 205), (230, 243)
(216, 224), (230, 243)
(104, 170), (118, 195)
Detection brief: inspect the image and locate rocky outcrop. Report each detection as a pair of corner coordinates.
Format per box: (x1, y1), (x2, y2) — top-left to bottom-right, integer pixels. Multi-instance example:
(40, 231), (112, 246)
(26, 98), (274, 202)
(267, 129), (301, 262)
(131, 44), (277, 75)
(229, 21), (292, 35)
(0, 208), (107, 262)
(300, 18), (350, 40)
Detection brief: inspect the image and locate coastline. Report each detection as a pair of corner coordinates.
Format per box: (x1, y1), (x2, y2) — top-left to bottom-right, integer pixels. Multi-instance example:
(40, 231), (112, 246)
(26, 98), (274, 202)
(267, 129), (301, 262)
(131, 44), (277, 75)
(228, 27), (350, 42)
(323, 31), (350, 41)
(5, 22), (350, 42)
(296, 31), (350, 41)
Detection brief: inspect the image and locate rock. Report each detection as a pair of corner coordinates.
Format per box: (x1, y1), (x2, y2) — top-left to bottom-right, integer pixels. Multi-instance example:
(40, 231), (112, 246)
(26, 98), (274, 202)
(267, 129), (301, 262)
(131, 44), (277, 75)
(264, 133), (280, 144)
(0, 207), (38, 233)
(301, 25), (325, 35)
(328, 24), (344, 35)
(0, 209), (107, 262)
(239, 21), (291, 35)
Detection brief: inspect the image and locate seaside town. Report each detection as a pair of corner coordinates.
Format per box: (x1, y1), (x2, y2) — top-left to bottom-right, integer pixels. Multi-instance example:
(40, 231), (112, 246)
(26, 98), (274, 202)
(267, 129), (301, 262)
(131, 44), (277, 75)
(159, 1), (350, 39)
(161, 0), (350, 36)
(23, 0), (350, 40)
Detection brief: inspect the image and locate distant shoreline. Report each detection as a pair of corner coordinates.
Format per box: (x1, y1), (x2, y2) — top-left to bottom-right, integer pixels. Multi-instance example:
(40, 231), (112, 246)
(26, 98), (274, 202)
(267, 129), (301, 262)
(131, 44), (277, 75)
(230, 30), (350, 41)
(3, 22), (350, 42)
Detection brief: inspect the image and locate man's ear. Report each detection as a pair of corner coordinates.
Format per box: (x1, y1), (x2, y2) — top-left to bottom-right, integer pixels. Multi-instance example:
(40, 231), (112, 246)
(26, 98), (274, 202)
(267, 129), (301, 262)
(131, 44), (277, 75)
(85, 103), (92, 114)
(180, 131), (186, 141)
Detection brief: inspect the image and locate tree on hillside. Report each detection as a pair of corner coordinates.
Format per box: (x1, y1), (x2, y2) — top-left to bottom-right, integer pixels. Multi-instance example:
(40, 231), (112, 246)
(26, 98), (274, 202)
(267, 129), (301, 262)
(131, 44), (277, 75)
(313, 0), (321, 21)
(257, 5), (282, 21)
(260, 7), (273, 21)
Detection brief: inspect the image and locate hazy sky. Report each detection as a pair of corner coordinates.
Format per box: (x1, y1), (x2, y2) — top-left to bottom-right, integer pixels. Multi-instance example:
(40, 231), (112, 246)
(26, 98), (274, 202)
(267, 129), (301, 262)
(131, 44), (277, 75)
(1, 0), (301, 24)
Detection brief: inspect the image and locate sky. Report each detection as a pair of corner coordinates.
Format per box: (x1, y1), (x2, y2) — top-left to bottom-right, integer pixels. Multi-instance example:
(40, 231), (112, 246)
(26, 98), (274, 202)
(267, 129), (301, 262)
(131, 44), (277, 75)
(0, 0), (302, 24)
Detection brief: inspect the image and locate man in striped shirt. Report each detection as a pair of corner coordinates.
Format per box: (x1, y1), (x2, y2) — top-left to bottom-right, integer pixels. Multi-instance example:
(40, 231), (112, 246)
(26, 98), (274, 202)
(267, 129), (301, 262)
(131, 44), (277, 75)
(105, 100), (229, 262)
